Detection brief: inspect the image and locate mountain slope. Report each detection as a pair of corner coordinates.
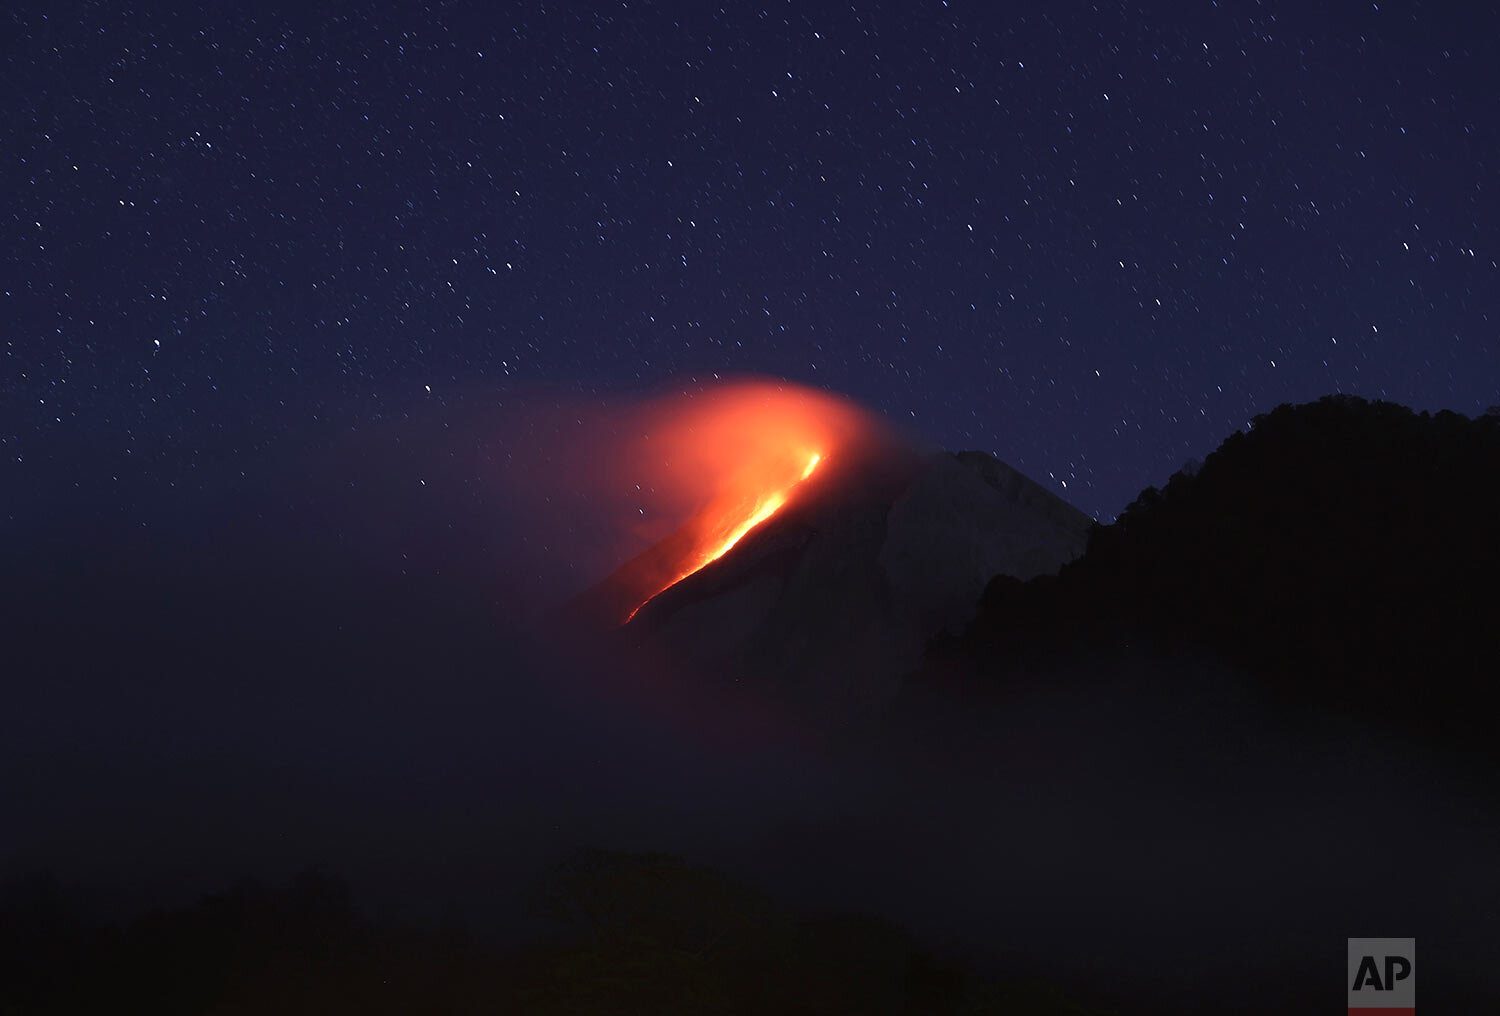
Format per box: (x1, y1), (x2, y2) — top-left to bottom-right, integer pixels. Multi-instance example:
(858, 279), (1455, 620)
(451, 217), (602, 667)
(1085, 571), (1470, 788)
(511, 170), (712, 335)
(598, 439), (1093, 718)
(946, 395), (1500, 759)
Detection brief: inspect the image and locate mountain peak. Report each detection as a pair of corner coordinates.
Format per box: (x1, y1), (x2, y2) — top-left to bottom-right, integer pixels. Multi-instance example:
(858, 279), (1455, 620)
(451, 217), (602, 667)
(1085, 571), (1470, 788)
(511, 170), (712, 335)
(578, 442), (1093, 721)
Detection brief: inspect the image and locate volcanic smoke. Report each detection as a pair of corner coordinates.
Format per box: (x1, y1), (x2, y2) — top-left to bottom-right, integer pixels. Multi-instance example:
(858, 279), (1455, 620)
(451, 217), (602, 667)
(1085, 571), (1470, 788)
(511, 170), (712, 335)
(625, 449), (824, 622)
(567, 380), (886, 627)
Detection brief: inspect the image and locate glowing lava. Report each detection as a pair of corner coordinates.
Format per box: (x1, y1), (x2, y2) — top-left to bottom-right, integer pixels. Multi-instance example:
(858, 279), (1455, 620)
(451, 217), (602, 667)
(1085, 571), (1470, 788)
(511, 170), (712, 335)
(709, 450), (823, 560)
(625, 451), (822, 622)
(556, 379), (886, 628)
(627, 447), (828, 621)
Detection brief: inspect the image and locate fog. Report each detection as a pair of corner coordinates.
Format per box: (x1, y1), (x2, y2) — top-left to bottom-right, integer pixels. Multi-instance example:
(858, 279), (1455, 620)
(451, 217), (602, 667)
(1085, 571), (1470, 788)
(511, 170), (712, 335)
(5, 392), (1494, 1012)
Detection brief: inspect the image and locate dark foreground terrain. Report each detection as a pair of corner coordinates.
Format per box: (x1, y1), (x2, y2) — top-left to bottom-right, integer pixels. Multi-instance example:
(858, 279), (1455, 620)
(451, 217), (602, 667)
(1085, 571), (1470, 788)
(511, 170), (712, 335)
(5, 395), (1497, 1013)
(2, 856), (1111, 1016)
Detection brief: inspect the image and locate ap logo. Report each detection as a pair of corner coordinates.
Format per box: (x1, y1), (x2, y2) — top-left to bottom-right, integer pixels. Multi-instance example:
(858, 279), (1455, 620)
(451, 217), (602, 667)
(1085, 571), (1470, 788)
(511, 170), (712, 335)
(1348, 938), (1415, 1015)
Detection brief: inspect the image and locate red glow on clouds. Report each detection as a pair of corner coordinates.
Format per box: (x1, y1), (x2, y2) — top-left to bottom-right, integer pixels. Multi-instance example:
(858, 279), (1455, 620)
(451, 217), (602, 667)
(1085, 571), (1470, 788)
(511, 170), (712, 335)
(614, 382), (874, 620)
(553, 379), (883, 626)
(624, 449), (823, 622)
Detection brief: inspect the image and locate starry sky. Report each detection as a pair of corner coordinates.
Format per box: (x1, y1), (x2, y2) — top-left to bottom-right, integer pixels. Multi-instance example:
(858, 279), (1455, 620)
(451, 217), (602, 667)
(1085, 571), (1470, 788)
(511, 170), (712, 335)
(4, 0), (1497, 529)
(5, 8), (1500, 983)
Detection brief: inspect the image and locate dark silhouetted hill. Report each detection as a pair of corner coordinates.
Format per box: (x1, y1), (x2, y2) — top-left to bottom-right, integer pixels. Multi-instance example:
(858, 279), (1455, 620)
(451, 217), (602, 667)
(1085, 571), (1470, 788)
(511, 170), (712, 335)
(0, 857), (1105, 1016)
(942, 395), (1500, 762)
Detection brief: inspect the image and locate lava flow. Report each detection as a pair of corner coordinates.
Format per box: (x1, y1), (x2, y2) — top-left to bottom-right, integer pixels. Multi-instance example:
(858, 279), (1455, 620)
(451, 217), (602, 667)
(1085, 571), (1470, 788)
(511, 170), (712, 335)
(564, 380), (883, 629)
(625, 450), (823, 622)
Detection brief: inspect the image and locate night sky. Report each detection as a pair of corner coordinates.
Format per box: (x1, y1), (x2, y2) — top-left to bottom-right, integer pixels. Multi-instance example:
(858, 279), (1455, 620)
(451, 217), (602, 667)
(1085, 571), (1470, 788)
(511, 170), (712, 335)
(4, 0), (1497, 529)
(5, 8), (1500, 1006)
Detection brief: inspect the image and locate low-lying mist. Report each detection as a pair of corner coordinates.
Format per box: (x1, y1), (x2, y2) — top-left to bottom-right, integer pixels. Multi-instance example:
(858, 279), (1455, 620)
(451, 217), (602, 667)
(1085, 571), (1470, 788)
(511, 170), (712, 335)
(5, 386), (1494, 1012)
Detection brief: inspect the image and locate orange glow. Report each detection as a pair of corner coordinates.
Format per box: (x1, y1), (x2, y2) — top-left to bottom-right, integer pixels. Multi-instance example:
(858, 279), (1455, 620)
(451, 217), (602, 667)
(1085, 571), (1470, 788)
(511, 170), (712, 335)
(625, 450), (822, 622)
(582, 381), (884, 627)
(694, 451), (822, 571)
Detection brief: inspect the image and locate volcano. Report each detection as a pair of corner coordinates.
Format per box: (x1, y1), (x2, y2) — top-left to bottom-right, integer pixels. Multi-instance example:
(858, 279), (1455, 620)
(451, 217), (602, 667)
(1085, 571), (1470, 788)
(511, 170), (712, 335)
(571, 430), (1094, 719)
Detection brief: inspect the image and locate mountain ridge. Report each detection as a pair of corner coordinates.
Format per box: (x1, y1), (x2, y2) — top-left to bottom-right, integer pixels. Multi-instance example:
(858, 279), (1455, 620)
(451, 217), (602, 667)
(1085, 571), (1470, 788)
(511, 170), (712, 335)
(928, 394), (1500, 763)
(591, 440), (1094, 720)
